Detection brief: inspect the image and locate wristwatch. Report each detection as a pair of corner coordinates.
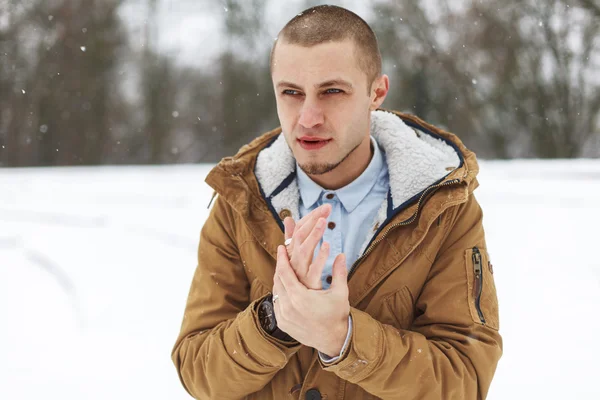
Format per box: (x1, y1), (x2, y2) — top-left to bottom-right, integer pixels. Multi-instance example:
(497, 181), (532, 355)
(257, 294), (295, 342)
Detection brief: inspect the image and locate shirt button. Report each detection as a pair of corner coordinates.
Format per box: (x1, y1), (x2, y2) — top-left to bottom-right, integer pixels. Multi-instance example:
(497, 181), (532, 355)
(327, 222), (336, 230)
(326, 275), (332, 284)
(325, 193), (334, 200)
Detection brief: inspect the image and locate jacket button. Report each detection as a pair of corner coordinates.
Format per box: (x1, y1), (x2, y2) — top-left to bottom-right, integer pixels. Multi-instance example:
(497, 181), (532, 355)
(325, 193), (334, 200)
(290, 384), (302, 394)
(327, 221), (336, 230)
(305, 388), (321, 400)
(326, 275), (332, 284)
(279, 209), (292, 220)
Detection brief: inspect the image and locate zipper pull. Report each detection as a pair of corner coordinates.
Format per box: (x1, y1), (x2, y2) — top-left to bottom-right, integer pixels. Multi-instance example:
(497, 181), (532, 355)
(472, 246), (486, 324)
(472, 247), (482, 277)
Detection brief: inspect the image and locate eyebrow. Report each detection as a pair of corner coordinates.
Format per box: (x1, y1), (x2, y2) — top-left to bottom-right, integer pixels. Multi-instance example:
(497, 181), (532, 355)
(276, 79), (354, 91)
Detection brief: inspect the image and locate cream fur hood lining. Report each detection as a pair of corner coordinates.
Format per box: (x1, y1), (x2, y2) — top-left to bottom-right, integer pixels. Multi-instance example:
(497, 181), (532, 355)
(254, 110), (462, 255)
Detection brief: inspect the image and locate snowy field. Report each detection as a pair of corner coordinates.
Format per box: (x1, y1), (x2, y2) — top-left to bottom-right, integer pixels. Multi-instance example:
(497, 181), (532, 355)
(1, 160), (599, 399)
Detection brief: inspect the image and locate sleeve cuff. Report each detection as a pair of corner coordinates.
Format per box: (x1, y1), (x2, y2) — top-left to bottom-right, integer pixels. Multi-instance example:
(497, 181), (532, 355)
(318, 308), (383, 381)
(236, 294), (302, 368)
(318, 314), (353, 364)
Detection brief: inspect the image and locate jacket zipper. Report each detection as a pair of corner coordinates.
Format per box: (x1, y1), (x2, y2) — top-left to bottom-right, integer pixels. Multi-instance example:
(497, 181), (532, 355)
(347, 178), (461, 282)
(472, 246), (486, 324)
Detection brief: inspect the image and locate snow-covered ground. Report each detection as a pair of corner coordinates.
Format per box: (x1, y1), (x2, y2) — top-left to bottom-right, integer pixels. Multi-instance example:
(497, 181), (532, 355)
(1, 160), (599, 399)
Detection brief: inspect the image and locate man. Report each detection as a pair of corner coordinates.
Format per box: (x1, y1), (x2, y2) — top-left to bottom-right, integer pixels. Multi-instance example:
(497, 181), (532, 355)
(172, 4), (501, 400)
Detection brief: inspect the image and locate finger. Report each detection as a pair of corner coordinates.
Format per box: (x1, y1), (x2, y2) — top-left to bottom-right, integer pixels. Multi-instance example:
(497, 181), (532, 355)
(273, 266), (285, 295)
(296, 204), (331, 232)
(306, 241), (330, 290)
(283, 217), (296, 258)
(329, 253), (348, 292)
(295, 204), (330, 232)
(272, 249), (288, 317)
(274, 245), (291, 290)
(300, 216), (327, 258)
(276, 245), (305, 296)
(283, 217), (295, 241)
(294, 204), (332, 244)
(272, 276), (286, 321)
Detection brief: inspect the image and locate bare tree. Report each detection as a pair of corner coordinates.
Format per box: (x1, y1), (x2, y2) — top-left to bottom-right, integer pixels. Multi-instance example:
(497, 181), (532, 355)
(0, 0), (128, 166)
(2, 0), (597, 166)
(372, 0), (599, 158)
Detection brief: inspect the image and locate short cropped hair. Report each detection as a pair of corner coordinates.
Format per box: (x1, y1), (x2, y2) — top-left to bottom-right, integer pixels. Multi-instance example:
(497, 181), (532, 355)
(270, 5), (382, 90)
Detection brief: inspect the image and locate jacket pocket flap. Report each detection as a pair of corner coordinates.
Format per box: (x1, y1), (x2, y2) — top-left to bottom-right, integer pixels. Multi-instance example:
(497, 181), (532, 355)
(378, 285), (415, 330)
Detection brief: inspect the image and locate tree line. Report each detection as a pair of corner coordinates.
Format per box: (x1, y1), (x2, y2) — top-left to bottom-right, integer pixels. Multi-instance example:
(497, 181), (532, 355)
(1, 0), (598, 167)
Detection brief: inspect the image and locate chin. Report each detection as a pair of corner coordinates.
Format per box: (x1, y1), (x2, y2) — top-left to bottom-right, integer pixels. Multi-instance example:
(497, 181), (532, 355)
(298, 159), (341, 176)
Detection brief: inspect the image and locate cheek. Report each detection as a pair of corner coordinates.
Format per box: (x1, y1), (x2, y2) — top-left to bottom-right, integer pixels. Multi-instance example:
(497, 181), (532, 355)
(276, 99), (300, 127)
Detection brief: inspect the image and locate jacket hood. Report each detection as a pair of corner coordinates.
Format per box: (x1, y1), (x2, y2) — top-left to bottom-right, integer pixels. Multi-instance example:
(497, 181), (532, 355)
(205, 110), (480, 254)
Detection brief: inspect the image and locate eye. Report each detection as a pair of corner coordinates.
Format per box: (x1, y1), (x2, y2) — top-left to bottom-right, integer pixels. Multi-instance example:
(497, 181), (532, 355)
(282, 89), (300, 96)
(324, 88), (343, 94)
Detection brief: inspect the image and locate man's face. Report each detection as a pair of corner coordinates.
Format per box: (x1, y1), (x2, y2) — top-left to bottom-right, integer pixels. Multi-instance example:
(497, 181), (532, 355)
(271, 39), (376, 176)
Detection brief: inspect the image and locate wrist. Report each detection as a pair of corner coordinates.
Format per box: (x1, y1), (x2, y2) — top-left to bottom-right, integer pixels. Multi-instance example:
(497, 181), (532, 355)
(322, 316), (349, 357)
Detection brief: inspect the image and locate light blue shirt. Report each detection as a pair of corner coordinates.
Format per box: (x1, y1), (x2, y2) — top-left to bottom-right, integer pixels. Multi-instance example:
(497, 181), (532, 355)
(296, 136), (390, 362)
(296, 136), (389, 289)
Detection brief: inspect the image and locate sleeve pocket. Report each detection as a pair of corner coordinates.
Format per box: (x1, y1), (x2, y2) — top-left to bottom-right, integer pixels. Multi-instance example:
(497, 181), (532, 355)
(464, 247), (499, 330)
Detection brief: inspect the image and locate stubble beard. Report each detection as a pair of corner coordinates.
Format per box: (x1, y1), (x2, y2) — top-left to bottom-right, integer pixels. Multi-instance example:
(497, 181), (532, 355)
(297, 140), (362, 176)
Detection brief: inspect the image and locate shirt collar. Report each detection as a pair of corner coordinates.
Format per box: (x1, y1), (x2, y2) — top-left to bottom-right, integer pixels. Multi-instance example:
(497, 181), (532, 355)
(296, 136), (385, 213)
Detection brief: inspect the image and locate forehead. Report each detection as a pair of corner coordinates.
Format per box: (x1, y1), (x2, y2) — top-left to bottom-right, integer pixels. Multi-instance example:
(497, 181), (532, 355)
(272, 39), (364, 86)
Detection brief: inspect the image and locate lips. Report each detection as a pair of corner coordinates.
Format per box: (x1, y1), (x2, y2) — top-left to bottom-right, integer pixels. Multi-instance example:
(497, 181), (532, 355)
(297, 137), (331, 151)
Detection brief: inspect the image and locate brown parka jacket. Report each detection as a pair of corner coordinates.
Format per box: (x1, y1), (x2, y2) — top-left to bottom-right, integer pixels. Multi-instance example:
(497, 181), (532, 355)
(171, 110), (502, 399)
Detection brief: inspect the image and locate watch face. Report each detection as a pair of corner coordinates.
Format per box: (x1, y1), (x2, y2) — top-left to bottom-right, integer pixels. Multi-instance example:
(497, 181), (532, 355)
(258, 300), (276, 332)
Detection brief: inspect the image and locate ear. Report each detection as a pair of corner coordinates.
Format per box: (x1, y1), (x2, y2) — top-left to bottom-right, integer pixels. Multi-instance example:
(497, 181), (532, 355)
(369, 74), (389, 111)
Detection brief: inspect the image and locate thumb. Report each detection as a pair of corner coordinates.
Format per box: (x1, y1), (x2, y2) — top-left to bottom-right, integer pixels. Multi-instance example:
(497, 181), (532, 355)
(329, 253), (348, 291)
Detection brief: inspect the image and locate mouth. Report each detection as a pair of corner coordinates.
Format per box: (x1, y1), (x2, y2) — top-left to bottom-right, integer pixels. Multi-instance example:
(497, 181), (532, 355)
(297, 137), (332, 151)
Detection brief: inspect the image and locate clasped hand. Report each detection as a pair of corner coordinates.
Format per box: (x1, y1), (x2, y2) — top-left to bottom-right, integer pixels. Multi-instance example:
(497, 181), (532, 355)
(272, 204), (350, 358)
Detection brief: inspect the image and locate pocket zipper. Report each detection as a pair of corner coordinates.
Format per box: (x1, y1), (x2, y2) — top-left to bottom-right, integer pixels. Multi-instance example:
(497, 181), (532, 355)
(472, 247), (486, 324)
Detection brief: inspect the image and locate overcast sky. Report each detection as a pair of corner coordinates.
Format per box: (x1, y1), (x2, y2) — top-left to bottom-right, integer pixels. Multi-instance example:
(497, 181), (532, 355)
(118, 0), (373, 68)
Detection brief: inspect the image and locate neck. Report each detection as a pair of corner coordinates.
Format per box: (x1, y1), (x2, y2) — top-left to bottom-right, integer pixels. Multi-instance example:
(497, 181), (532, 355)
(308, 135), (373, 190)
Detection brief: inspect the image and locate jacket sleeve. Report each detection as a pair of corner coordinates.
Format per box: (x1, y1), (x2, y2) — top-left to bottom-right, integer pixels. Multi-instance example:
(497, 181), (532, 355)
(171, 195), (302, 399)
(319, 194), (502, 399)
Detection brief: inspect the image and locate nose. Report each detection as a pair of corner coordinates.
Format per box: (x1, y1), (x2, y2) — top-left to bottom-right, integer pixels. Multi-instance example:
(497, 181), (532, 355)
(298, 104), (324, 129)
